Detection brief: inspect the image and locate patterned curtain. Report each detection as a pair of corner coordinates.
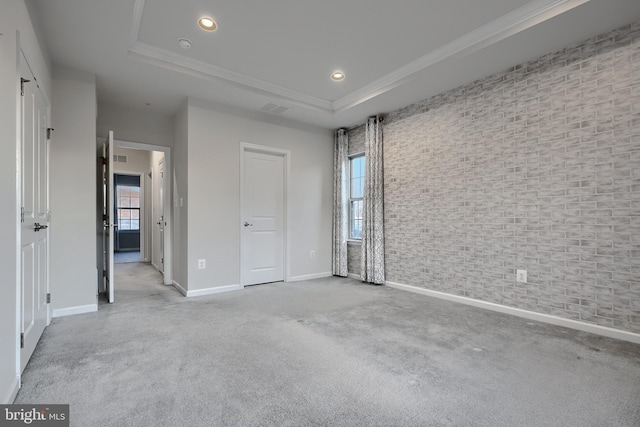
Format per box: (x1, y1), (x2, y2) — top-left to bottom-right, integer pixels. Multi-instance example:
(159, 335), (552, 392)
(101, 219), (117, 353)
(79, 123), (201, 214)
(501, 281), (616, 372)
(361, 116), (385, 284)
(332, 129), (349, 277)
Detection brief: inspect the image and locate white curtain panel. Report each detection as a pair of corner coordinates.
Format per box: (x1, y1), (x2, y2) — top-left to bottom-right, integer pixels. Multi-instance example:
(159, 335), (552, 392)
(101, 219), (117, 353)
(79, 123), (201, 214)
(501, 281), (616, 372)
(332, 129), (349, 277)
(361, 116), (385, 284)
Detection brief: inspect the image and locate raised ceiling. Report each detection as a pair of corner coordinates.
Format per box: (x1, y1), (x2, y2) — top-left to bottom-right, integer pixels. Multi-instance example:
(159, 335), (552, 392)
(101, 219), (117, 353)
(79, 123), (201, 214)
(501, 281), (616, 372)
(29, 0), (640, 129)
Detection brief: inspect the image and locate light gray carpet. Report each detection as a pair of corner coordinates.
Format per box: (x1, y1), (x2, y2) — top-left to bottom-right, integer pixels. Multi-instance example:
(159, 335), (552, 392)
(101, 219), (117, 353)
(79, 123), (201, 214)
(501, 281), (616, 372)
(15, 262), (640, 426)
(114, 251), (141, 264)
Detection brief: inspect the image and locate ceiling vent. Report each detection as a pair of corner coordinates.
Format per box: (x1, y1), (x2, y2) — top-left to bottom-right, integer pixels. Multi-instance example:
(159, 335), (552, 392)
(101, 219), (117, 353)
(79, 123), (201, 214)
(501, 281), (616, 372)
(258, 102), (290, 115)
(113, 155), (127, 163)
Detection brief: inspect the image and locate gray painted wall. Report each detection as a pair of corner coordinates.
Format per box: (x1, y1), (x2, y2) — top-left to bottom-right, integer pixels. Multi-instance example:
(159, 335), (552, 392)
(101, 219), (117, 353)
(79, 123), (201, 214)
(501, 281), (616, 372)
(97, 102), (174, 149)
(113, 146), (151, 175)
(50, 66), (97, 314)
(349, 21), (640, 334)
(184, 100), (333, 292)
(172, 102), (188, 289)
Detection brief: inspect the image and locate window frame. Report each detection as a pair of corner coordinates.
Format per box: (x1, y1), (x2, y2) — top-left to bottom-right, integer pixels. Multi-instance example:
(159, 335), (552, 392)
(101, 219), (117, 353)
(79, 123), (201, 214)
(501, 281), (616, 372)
(116, 184), (141, 231)
(348, 153), (365, 241)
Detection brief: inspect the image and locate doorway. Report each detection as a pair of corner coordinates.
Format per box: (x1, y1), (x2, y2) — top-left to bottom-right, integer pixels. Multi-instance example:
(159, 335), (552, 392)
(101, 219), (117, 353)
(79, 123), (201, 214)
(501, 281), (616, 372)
(114, 174), (142, 263)
(97, 139), (173, 305)
(240, 143), (289, 286)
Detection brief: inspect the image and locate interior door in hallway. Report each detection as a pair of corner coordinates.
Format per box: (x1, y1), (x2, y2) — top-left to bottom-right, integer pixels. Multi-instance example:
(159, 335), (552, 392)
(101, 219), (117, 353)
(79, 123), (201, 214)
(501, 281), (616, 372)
(102, 131), (115, 303)
(20, 51), (50, 372)
(152, 158), (165, 273)
(241, 149), (285, 286)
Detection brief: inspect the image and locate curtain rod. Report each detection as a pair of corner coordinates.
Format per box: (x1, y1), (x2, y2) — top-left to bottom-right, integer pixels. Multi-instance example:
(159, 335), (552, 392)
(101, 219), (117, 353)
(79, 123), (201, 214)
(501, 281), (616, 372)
(337, 113), (386, 133)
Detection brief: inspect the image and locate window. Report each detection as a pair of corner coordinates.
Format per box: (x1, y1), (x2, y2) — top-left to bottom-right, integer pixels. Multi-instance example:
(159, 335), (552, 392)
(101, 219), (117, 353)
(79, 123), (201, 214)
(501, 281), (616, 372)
(349, 155), (365, 240)
(116, 185), (140, 230)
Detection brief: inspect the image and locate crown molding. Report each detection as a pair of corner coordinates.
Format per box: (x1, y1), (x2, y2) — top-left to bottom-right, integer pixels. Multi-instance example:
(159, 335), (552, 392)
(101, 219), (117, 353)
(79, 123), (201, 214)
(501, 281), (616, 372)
(128, 41), (333, 112)
(332, 0), (590, 112)
(128, 0), (590, 115)
(129, 0), (146, 49)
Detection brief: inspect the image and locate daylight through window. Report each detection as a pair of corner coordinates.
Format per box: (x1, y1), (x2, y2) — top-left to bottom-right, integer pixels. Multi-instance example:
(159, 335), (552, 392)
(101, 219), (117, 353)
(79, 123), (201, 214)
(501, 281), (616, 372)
(117, 185), (140, 230)
(349, 155), (365, 239)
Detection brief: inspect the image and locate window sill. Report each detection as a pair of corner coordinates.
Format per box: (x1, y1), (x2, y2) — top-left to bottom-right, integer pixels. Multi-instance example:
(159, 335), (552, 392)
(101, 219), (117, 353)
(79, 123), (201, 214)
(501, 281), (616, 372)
(347, 240), (362, 245)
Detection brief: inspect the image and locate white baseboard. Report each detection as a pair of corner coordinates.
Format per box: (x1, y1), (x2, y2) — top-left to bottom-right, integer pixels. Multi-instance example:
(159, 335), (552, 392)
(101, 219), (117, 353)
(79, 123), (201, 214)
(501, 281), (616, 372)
(187, 284), (242, 297)
(52, 304), (98, 318)
(347, 273), (361, 280)
(1, 375), (20, 404)
(385, 281), (640, 345)
(288, 272), (332, 282)
(172, 280), (187, 296)
(173, 281), (243, 298)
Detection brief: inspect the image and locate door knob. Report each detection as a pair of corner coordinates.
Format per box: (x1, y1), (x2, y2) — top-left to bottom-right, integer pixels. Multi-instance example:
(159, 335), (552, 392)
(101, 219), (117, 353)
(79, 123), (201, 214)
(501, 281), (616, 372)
(244, 222), (253, 227)
(34, 223), (48, 232)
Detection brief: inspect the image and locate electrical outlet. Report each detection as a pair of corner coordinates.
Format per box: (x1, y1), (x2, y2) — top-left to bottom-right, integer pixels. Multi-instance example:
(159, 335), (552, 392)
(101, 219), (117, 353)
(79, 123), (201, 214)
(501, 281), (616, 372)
(198, 259), (206, 269)
(516, 269), (527, 283)
(310, 250), (315, 259)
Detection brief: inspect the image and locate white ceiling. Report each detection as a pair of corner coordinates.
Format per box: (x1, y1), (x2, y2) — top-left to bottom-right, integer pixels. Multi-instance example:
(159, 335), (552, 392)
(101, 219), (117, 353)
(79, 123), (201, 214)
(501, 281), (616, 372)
(29, 0), (640, 130)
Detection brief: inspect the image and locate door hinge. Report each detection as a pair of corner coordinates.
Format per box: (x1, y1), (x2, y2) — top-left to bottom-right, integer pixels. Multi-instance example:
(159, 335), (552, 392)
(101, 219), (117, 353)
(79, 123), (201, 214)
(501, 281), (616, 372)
(100, 156), (106, 166)
(20, 207), (25, 223)
(20, 78), (30, 96)
(20, 333), (24, 349)
(46, 293), (51, 304)
(47, 128), (54, 140)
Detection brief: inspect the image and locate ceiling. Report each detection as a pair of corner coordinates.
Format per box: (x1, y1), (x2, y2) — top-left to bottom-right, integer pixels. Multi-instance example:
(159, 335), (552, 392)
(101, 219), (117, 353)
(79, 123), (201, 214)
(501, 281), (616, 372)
(28, 0), (640, 130)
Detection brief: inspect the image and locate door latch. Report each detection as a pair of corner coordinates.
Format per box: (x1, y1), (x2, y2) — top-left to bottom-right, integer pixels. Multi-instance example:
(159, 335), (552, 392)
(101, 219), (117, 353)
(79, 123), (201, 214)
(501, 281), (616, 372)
(34, 223), (48, 232)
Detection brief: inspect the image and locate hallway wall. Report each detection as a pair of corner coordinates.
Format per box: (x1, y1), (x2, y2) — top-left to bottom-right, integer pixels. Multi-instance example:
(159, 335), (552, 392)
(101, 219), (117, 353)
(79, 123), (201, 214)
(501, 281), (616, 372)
(178, 99), (333, 293)
(50, 65), (97, 316)
(97, 102), (174, 149)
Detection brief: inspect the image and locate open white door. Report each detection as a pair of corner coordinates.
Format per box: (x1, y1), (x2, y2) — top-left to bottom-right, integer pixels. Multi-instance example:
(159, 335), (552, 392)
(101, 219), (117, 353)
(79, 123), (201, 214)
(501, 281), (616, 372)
(152, 158), (165, 273)
(241, 148), (285, 286)
(20, 51), (50, 371)
(102, 131), (115, 303)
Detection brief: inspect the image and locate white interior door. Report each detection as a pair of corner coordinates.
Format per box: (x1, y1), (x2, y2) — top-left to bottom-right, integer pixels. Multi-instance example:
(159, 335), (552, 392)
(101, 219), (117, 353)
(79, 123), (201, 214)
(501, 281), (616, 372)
(102, 131), (115, 303)
(20, 51), (50, 372)
(152, 158), (165, 273)
(241, 149), (285, 286)
(159, 160), (164, 273)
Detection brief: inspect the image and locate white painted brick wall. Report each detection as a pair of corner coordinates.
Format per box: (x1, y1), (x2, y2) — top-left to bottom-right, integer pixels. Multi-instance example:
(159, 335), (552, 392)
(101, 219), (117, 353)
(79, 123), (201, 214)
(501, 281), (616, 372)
(348, 21), (640, 333)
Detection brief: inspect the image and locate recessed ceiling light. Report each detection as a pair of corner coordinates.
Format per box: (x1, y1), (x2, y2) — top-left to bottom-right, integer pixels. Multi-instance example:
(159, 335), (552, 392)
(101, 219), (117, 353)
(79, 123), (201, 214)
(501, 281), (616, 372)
(331, 71), (345, 81)
(198, 16), (218, 31)
(177, 38), (192, 49)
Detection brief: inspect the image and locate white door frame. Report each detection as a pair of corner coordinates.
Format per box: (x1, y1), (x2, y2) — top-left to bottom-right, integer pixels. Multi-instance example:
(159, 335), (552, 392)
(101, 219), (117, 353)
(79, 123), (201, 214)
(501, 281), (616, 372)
(114, 140), (172, 285)
(239, 142), (291, 286)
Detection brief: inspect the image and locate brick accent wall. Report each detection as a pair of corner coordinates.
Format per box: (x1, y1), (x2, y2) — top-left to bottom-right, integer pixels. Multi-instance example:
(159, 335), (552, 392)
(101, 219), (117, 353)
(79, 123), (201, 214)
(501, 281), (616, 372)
(347, 242), (361, 276)
(350, 21), (640, 333)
